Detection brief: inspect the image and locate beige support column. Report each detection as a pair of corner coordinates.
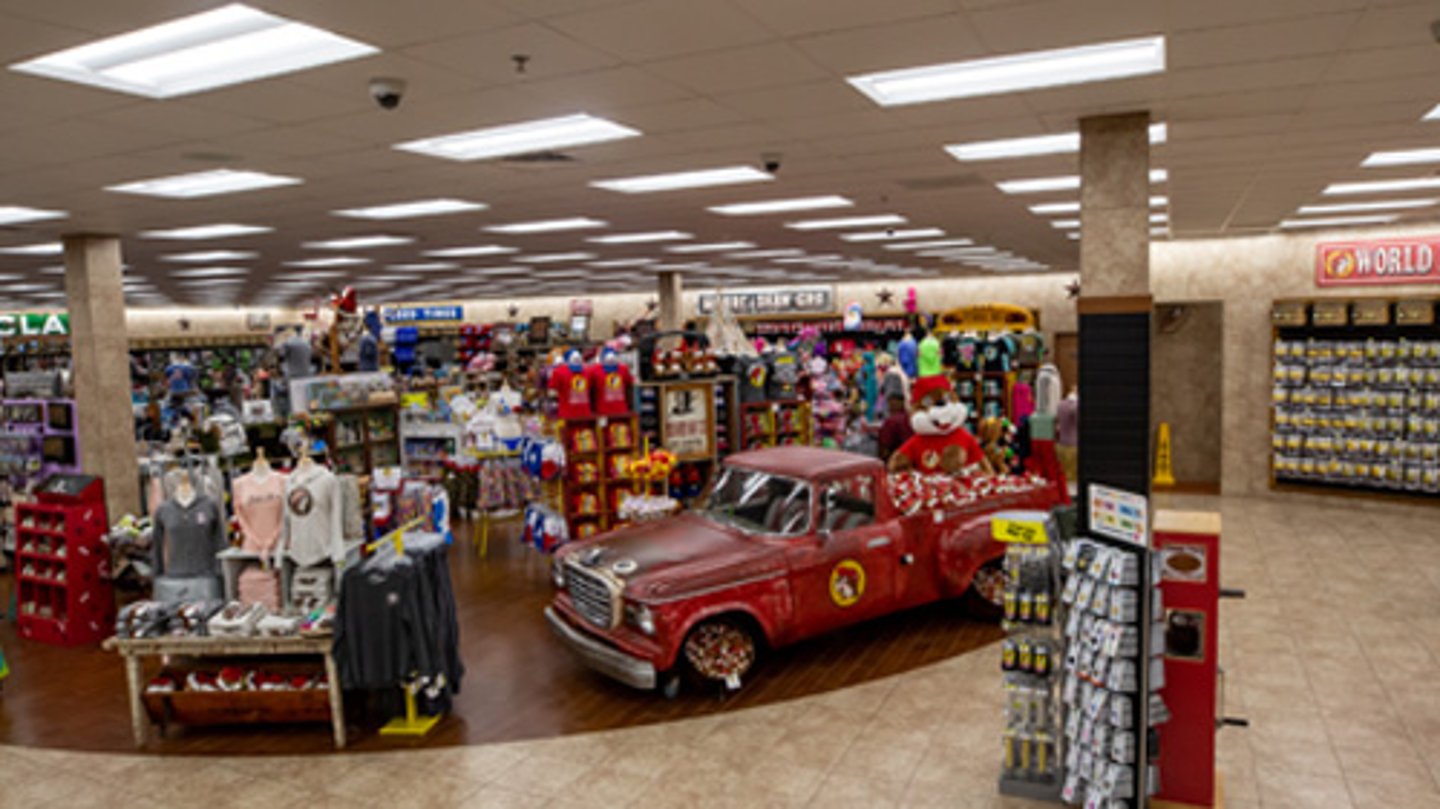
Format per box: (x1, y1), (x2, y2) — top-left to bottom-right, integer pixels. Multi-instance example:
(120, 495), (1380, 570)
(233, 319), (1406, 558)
(63, 234), (141, 519)
(1080, 111), (1151, 298)
(657, 270), (683, 331)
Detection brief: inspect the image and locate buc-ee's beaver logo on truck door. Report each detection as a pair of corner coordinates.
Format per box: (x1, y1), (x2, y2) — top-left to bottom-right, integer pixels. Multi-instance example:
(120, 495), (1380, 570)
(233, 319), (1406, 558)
(829, 559), (866, 607)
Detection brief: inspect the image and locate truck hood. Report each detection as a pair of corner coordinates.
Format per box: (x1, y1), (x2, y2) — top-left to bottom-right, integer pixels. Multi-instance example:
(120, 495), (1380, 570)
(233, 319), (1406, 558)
(562, 513), (785, 603)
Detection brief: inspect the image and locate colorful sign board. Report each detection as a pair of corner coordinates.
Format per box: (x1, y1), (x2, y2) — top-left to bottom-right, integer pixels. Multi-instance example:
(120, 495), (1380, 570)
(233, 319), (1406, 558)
(1088, 483), (1148, 548)
(382, 305), (463, 324)
(0, 312), (69, 337)
(1316, 237), (1440, 287)
(696, 286), (833, 316)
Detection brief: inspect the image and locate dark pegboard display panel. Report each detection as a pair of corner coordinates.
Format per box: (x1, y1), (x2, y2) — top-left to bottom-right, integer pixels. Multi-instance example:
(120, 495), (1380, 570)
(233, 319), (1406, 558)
(1078, 311), (1152, 512)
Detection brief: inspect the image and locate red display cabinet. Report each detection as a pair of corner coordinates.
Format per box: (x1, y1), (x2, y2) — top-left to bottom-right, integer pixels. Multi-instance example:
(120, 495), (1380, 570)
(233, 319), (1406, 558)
(1152, 510), (1223, 808)
(14, 474), (113, 646)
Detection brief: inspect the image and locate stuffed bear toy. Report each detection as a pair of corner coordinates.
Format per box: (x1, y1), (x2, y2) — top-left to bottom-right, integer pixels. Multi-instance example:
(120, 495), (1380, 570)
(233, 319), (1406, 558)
(887, 375), (994, 477)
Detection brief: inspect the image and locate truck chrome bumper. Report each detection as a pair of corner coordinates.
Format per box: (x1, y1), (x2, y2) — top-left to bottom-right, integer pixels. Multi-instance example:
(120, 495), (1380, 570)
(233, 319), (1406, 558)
(545, 605), (657, 691)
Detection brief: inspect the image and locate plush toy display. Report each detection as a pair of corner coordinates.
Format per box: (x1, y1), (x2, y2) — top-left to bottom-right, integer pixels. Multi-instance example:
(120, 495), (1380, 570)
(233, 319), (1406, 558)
(888, 374), (993, 476)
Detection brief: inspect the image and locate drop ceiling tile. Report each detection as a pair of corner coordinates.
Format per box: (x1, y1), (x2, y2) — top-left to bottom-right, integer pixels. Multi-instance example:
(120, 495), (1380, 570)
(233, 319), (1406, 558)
(253, 0), (521, 48)
(1304, 76), (1437, 108)
(966, 0), (1164, 52)
(492, 0), (634, 19)
(608, 98), (750, 134)
(1345, 1), (1440, 49)
(402, 23), (621, 83)
(1166, 55), (1330, 98)
(292, 53), (486, 100)
(731, 0), (957, 37)
(1167, 12), (1364, 70)
(791, 13), (987, 74)
(1325, 45), (1440, 83)
(519, 66), (695, 113)
(644, 42), (831, 95)
(1159, 0), (1367, 31)
(89, 103), (273, 141)
(717, 79), (876, 120)
(648, 122), (786, 152)
(549, 0), (774, 62)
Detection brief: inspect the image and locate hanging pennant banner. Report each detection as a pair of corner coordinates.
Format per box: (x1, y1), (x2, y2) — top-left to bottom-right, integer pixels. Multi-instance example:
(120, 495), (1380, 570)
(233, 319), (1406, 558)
(1316, 237), (1440, 287)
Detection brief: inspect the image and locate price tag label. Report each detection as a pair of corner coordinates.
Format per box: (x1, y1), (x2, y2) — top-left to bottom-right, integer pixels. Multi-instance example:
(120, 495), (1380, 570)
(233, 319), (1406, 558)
(992, 516), (1049, 545)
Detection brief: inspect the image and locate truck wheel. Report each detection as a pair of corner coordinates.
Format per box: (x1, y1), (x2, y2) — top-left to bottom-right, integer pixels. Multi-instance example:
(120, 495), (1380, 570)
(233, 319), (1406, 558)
(962, 559), (1007, 620)
(682, 618), (758, 689)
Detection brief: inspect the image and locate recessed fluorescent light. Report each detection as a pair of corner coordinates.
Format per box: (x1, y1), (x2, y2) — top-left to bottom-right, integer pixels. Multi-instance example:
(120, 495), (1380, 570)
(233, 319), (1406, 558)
(587, 231), (691, 244)
(1150, 227), (1170, 237)
(423, 245), (517, 258)
(884, 239), (975, 251)
(1424, 104), (1440, 122)
(917, 247), (999, 258)
(396, 114), (639, 162)
(162, 250), (257, 263)
(1150, 212), (1168, 224)
(466, 266), (527, 275)
(39, 266), (66, 276)
(588, 258), (658, 268)
(388, 262), (458, 272)
(785, 214), (907, 231)
(484, 217), (607, 234)
(651, 262), (708, 271)
(141, 223), (272, 240)
(847, 35), (1166, 107)
(708, 196), (853, 216)
(0, 242), (63, 256)
(1028, 195), (1167, 215)
(171, 266), (248, 279)
(0, 206), (66, 225)
(841, 228), (945, 243)
(666, 241), (755, 254)
(303, 235), (413, 250)
(334, 198), (487, 219)
(274, 271), (346, 280)
(1297, 199), (1439, 215)
(775, 254), (840, 264)
(727, 249), (806, 259)
(998, 169), (1166, 194)
(1322, 177), (1440, 196)
(2, 283), (61, 293)
(1050, 219), (1081, 230)
(946, 123), (1166, 162)
(1361, 147), (1440, 168)
(8, 4), (378, 99)
(590, 166), (772, 194)
(284, 256), (371, 268)
(517, 252), (597, 264)
(107, 168), (300, 198)
(1280, 215), (1399, 229)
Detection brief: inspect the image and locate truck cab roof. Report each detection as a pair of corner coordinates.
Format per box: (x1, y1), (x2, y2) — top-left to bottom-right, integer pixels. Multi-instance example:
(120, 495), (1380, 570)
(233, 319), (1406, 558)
(725, 447), (882, 481)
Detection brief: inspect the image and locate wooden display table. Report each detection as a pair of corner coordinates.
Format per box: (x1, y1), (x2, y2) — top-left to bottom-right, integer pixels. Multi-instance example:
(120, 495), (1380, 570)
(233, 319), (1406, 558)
(103, 634), (346, 749)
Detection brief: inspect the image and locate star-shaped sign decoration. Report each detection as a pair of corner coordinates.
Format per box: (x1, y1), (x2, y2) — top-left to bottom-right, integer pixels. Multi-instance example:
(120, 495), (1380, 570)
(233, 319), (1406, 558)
(1065, 279), (1081, 300)
(177, 317), (192, 331)
(507, 304), (519, 318)
(876, 288), (895, 306)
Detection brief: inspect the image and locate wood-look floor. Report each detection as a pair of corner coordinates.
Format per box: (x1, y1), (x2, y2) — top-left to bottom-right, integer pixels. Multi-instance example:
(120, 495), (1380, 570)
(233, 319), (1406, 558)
(0, 520), (999, 755)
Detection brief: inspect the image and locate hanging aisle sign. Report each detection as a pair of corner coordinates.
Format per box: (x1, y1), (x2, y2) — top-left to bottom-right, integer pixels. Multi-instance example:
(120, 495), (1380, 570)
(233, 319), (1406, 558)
(696, 286), (833, 316)
(0, 312), (69, 337)
(1316, 236), (1440, 287)
(382, 305), (463, 324)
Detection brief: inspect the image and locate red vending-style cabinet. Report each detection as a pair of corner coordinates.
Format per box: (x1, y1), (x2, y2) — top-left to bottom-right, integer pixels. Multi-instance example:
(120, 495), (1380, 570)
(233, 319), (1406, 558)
(1152, 510), (1223, 808)
(14, 474), (113, 646)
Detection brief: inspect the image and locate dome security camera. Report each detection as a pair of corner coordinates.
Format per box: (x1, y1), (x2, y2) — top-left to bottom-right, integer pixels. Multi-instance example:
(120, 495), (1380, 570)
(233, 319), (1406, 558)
(369, 77), (407, 110)
(762, 151), (783, 174)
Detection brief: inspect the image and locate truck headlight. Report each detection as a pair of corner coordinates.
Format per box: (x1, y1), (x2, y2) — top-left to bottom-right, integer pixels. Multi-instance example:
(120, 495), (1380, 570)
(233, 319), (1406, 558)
(625, 601), (655, 636)
(551, 560), (566, 589)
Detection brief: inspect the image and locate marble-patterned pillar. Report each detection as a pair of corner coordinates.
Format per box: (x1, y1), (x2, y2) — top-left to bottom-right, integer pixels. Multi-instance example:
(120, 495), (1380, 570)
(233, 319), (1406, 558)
(63, 234), (141, 519)
(657, 271), (683, 332)
(1076, 112), (1153, 499)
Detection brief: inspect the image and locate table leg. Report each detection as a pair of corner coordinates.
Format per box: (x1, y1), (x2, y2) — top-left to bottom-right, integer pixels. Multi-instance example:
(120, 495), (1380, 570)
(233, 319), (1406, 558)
(323, 651), (346, 749)
(122, 654), (148, 748)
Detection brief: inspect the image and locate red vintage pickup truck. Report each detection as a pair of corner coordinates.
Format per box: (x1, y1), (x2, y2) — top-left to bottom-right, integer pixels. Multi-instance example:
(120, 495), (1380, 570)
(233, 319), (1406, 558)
(545, 446), (1067, 695)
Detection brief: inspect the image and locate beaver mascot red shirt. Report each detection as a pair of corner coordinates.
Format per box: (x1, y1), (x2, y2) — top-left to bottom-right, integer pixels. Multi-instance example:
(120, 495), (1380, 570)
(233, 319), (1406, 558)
(887, 375), (995, 476)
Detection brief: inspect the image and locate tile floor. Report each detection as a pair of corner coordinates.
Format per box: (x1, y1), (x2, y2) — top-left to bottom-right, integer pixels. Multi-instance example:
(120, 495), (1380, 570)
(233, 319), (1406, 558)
(2, 494), (1438, 808)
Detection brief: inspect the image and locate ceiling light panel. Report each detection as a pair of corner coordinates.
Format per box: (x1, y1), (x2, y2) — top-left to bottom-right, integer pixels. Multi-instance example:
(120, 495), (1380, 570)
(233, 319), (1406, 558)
(303, 235), (413, 250)
(162, 249), (258, 263)
(1028, 195), (1168, 215)
(785, 214), (907, 231)
(396, 114), (639, 162)
(170, 266), (248, 279)
(1297, 199), (1439, 215)
(727, 249), (805, 259)
(666, 241), (755, 254)
(587, 231), (691, 244)
(388, 262), (458, 272)
(946, 123), (1166, 162)
(841, 228), (944, 242)
(848, 35), (1165, 107)
(284, 256), (370, 267)
(1361, 147), (1440, 168)
(1323, 177), (1440, 196)
(334, 198), (487, 219)
(998, 169), (1166, 194)
(107, 168), (299, 198)
(8, 4), (378, 98)
(517, 252), (596, 263)
(588, 258), (658, 268)
(0, 206), (67, 225)
(141, 223), (271, 240)
(1280, 215), (1399, 229)
(884, 239), (975, 251)
(423, 245), (517, 258)
(484, 217), (607, 234)
(708, 196), (853, 216)
(590, 166), (772, 194)
(0, 242), (64, 255)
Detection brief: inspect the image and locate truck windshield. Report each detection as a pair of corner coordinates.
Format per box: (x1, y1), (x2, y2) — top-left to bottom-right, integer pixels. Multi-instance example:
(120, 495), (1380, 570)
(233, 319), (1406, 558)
(704, 466), (812, 536)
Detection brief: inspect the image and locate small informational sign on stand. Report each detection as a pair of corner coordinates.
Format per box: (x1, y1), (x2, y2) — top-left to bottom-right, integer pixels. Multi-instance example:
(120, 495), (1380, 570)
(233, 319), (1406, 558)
(1088, 483), (1148, 547)
(660, 382), (714, 460)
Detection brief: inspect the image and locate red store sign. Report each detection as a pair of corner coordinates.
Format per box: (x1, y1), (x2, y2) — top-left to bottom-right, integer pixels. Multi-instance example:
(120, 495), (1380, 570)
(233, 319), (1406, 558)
(1316, 237), (1440, 287)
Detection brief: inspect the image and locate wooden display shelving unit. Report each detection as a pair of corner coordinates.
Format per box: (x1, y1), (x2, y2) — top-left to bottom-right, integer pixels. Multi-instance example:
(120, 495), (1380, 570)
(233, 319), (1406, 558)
(14, 475), (112, 646)
(556, 414), (641, 539)
(739, 399), (813, 451)
(319, 402), (400, 477)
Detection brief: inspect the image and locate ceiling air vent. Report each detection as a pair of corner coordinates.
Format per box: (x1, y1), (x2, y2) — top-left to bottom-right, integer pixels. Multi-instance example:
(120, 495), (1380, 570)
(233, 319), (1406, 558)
(499, 150), (577, 169)
(895, 173), (986, 192)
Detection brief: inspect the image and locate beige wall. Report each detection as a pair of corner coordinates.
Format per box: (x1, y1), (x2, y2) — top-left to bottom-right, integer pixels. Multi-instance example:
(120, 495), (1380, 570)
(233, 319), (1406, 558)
(1152, 301), (1223, 486)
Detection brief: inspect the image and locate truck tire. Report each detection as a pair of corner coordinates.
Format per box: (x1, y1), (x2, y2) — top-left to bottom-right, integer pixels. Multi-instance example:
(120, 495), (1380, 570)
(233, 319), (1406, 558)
(962, 558), (1006, 621)
(682, 617), (759, 690)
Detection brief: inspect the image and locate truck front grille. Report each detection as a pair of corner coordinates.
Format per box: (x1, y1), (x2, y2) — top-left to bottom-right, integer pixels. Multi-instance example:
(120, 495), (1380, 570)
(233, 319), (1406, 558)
(566, 563), (619, 630)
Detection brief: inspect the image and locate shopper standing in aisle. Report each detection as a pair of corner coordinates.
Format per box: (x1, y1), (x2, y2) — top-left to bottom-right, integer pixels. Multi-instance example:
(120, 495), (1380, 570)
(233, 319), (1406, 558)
(877, 393), (914, 460)
(1056, 388), (1079, 487)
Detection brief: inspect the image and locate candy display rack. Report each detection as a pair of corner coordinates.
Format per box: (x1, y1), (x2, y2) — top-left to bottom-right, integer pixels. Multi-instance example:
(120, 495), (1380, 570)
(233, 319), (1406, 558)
(14, 474), (113, 646)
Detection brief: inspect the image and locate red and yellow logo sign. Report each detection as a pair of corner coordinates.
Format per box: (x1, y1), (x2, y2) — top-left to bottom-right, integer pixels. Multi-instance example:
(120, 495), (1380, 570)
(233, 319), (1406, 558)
(1322, 248), (1356, 279)
(829, 559), (866, 607)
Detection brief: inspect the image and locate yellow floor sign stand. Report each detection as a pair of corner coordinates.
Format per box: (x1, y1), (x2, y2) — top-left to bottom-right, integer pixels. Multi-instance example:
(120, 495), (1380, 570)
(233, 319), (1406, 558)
(1153, 422), (1176, 487)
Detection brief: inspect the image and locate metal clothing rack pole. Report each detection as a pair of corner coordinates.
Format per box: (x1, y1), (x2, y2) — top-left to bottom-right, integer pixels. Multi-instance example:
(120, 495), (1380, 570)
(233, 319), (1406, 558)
(362, 517), (442, 737)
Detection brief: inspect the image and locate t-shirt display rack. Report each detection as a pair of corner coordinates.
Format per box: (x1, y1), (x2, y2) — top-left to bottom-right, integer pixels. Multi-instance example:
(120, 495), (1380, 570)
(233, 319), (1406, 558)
(555, 414), (640, 539)
(738, 399), (813, 451)
(1270, 297), (1440, 500)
